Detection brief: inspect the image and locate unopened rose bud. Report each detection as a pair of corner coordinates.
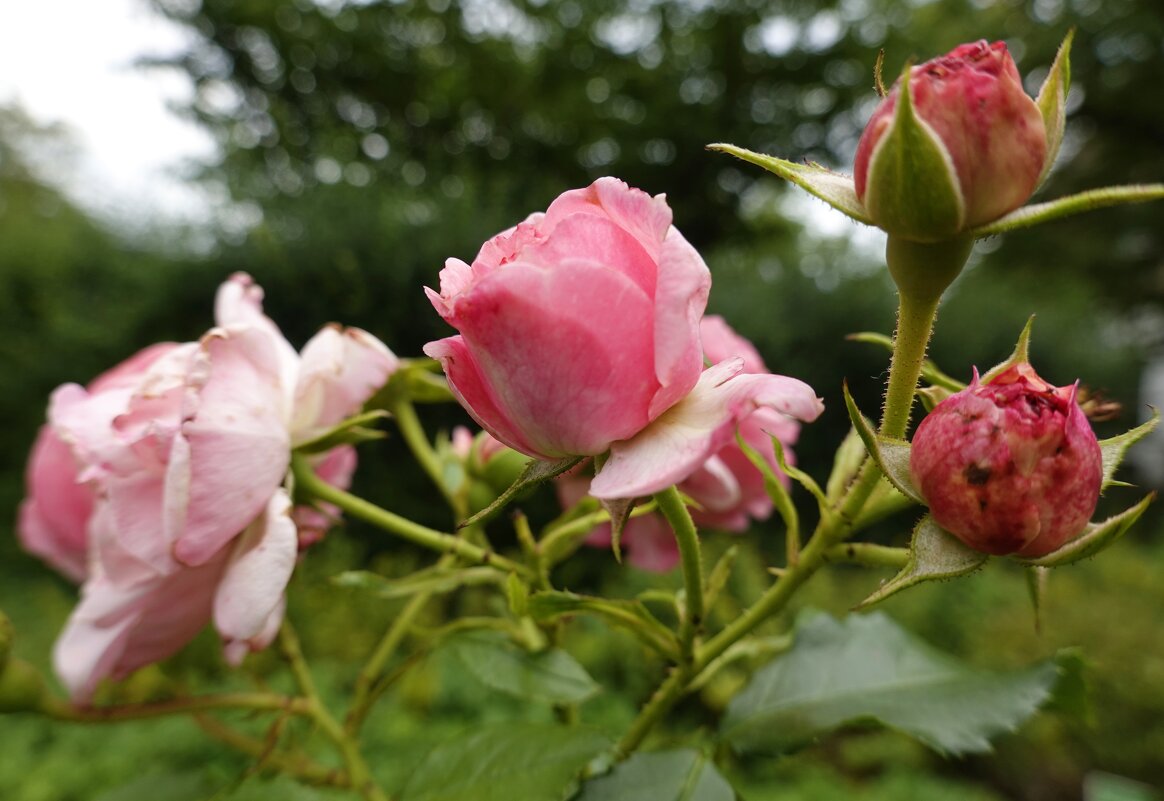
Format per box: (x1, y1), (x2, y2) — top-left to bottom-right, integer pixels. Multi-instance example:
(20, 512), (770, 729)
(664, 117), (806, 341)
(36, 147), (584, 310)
(854, 40), (1048, 240)
(910, 363), (1102, 557)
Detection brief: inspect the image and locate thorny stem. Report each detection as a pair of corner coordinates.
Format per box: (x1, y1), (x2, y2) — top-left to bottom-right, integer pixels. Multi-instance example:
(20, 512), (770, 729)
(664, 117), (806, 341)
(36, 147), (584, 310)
(655, 486), (704, 665)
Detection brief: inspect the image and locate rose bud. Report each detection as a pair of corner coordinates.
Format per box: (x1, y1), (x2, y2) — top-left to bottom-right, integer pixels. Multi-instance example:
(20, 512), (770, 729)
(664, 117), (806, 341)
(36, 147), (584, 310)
(854, 40), (1048, 241)
(426, 178), (822, 500)
(909, 362), (1102, 557)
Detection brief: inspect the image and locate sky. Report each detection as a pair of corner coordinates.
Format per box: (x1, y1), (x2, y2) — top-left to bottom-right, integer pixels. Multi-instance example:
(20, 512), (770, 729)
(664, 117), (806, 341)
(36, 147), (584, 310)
(0, 0), (217, 224)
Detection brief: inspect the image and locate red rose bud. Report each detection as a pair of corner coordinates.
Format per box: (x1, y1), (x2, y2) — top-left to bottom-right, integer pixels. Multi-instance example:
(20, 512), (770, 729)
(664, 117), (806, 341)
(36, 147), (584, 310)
(854, 40), (1047, 240)
(909, 363), (1102, 557)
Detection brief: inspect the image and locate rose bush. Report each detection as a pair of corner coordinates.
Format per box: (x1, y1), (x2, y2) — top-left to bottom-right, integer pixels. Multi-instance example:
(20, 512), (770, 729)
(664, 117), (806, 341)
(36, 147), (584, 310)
(22, 274), (397, 700)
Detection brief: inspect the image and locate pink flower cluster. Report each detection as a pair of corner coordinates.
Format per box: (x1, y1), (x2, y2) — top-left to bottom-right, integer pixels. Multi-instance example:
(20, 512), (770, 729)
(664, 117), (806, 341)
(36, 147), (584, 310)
(19, 275), (396, 700)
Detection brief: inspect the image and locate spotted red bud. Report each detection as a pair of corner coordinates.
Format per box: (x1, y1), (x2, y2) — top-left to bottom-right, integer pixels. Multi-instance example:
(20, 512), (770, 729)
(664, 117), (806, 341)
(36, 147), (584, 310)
(909, 363), (1102, 557)
(854, 40), (1048, 240)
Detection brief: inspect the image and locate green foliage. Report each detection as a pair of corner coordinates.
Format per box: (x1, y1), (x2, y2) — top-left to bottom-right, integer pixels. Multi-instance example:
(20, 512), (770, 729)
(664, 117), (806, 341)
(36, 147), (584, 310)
(399, 723), (610, 801)
(441, 630), (600, 705)
(576, 750), (734, 801)
(721, 612), (1070, 755)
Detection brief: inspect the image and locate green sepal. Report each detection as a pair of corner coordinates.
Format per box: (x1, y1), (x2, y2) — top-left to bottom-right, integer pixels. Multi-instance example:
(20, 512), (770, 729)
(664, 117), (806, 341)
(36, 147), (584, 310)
(1098, 409), (1160, 491)
(367, 357), (456, 408)
(842, 382), (923, 505)
(707, 143), (872, 225)
(292, 409), (390, 454)
(737, 431), (800, 564)
(981, 316), (1035, 383)
(1035, 30), (1073, 189)
(854, 514), (989, 609)
(970, 184), (1164, 238)
(1017, 493), (1155, 568)
(918, 385), (954, 412)
(505, 572), (530, 618)
(862, 60), (966, 241)
(458, 455), (585, 529)
(848, 331), (964, 391)
(704, 545), (738, 611)
(1026, 565), (1050, 634)
(826, 427), (867, 503)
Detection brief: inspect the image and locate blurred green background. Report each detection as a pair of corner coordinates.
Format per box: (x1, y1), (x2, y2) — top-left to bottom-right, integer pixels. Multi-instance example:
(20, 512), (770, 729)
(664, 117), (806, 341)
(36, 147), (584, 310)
(1, 0), (1162, 798)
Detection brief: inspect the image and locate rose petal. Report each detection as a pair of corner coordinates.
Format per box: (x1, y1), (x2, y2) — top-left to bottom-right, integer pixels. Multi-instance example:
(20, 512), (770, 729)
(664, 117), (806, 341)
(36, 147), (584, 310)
(214, 490), (298, 658)
(173, 328), (291, 566)
(590, 359), (823, 499)
(291, 325), (398, 442)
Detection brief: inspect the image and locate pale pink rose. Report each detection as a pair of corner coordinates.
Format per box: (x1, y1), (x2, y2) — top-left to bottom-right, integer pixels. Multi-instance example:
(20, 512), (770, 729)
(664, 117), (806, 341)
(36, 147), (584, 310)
(34, 274), (397, 700)
(426, 178), (822, 500)
(18, 343), (180, 582)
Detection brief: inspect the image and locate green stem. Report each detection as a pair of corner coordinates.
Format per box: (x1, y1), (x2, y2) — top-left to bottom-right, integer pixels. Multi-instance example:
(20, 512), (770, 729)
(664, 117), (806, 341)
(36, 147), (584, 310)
(194, 714), (345, 788)
(292, 454), (531, 578)
(389, 395), (463, 517)
(279, 623), (390, 801)
(822, 542), (910, 569)
(41, 692), (311, 723)
(345, 574), (445, 735)
(655, 486), (704, 664)
(881, 235), (972, 439)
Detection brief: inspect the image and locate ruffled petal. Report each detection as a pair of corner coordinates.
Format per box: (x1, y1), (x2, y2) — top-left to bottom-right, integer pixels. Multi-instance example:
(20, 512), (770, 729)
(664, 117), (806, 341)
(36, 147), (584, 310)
(647, 227), (712, 419)
(590, 359), (823, 500)
(291, 325), (398, 443)
(173, 328), (291, 566)
(214, 490), (298, 659)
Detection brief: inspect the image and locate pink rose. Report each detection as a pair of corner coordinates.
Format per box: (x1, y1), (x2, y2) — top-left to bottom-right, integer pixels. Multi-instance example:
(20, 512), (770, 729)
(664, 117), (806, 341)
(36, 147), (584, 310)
(31, 274), (397, 700)
(560, 317), (804, 571)
(426, 178), (822, 501)
(17, 343), (179, 583)
(910, 362), (1102, 557)
(854, 40), (1048, 238)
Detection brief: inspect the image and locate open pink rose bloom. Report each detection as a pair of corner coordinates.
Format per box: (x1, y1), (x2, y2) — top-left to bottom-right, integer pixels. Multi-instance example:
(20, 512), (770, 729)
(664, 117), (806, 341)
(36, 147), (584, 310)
(910, 362), (1102, 557)
(19, 274), (397, 700)
(425, 177), (823, 502)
